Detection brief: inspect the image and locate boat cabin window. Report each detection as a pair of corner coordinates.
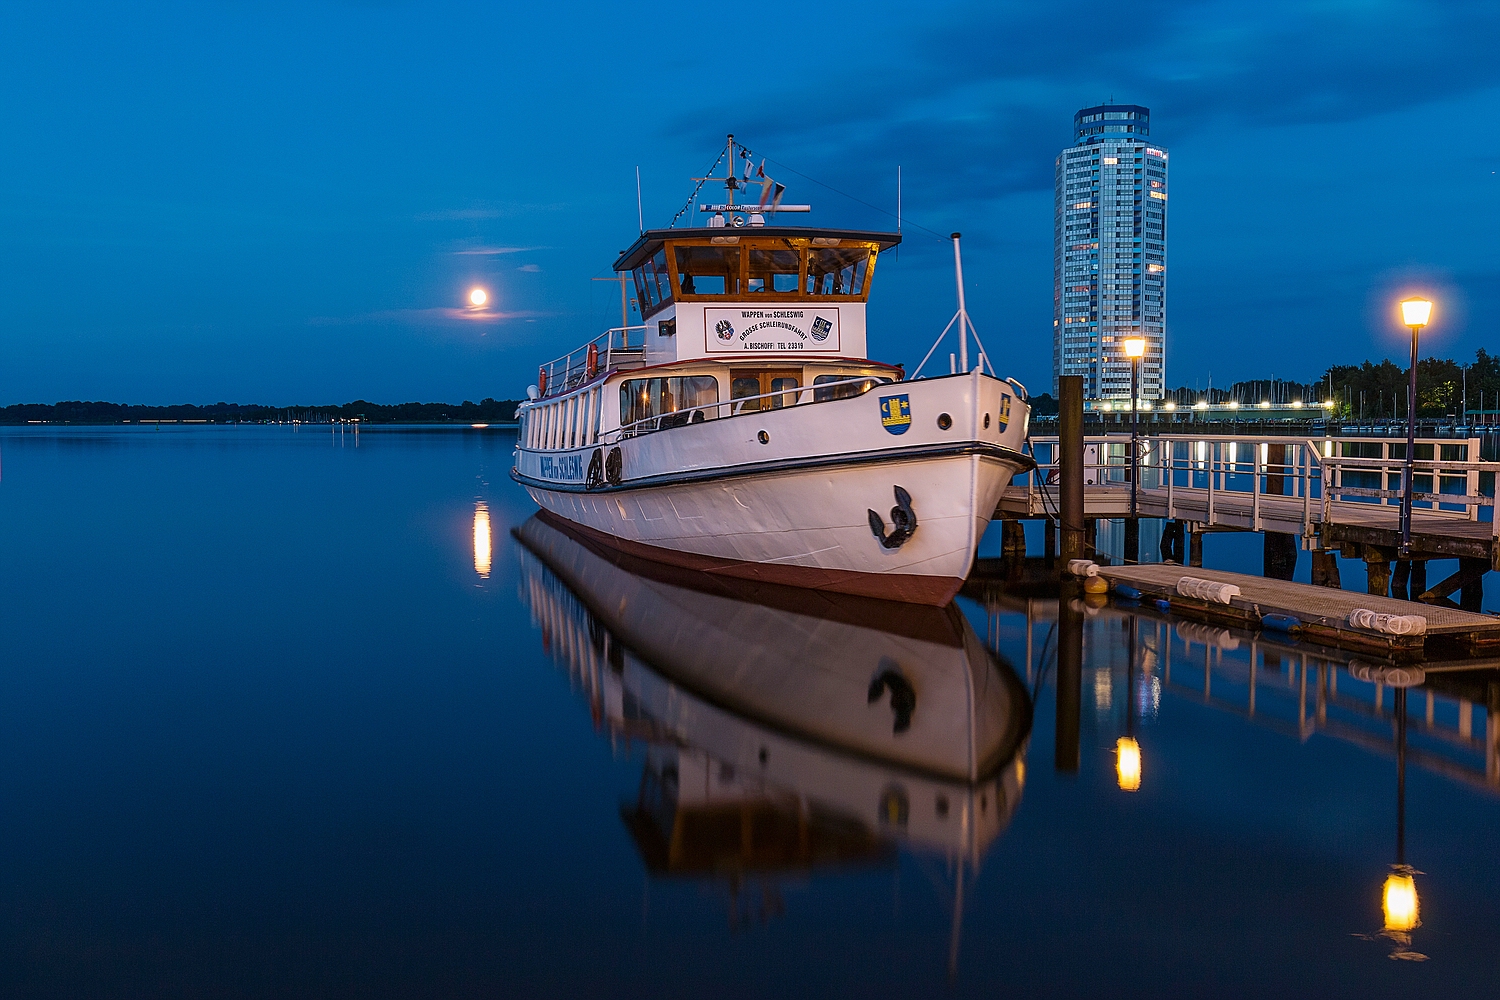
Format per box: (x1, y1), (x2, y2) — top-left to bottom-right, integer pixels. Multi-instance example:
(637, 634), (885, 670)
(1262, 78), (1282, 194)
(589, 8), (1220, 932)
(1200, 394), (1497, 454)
(812, 374), (891, 402)
(732, 370), (801, 412)
(620, 375), (721, 430)
(674, 246), (740, 296)
(660, 238), (880, 301)
(747, 246), (800, 294)
(806, 246), (870, 296)
(632, 248), (673, 318)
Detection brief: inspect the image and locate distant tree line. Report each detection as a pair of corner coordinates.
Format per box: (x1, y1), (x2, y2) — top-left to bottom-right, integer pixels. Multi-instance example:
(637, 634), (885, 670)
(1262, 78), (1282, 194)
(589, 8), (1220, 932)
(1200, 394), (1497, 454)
(0, 398), (521, 425)
(1158, 349), (1500, 419)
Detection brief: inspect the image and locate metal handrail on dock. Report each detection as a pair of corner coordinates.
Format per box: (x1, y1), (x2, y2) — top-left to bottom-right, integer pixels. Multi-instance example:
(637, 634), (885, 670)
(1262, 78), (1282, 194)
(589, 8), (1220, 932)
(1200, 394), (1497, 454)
(1014, 433), (1499, 543)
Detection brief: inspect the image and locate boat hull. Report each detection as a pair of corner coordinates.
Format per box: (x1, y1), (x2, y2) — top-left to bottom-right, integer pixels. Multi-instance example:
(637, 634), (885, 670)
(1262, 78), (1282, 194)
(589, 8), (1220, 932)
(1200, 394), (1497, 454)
(514, 371), (1031, 606)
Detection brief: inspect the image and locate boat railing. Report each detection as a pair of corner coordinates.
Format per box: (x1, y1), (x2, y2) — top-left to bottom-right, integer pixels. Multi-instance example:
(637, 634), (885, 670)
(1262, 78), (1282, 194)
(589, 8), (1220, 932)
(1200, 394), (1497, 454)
(604, 375), (889, 444)
(539, 326), (647, 398)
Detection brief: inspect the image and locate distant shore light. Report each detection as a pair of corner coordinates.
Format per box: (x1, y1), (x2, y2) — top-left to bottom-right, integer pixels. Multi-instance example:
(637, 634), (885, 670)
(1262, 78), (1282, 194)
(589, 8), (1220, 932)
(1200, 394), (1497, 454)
(469, 288), (489, 307)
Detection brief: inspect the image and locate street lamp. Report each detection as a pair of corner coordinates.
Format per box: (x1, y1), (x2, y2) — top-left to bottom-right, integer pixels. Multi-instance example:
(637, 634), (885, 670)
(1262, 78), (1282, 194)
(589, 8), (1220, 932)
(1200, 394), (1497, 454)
(1398, 298), (1432, 556)
(1123, 337), (1146, 518)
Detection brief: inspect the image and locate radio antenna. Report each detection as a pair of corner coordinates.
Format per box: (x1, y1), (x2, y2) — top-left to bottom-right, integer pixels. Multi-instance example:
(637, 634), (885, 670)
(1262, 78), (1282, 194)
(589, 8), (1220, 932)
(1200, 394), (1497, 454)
(635, 166), (643, 234)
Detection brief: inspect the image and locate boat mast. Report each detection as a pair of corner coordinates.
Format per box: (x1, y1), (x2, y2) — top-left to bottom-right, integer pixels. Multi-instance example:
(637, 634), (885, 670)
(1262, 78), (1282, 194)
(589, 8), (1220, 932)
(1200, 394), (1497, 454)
(725, 133), (737, 211)
(952, 234), (969, 373)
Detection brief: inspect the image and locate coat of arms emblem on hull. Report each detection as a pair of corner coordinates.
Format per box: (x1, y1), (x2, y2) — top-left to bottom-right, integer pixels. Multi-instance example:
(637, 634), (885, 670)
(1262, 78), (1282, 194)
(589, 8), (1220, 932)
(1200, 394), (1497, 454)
(879, 394), (912, 435)
(810, 316), (832, 342)
(715, 319), (735, 341)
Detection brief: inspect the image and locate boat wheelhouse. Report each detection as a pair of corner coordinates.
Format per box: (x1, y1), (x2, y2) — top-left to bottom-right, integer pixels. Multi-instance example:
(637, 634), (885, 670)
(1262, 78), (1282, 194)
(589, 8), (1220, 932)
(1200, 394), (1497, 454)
(513, 137), (1033, 605)
(524, 224), (903, 445)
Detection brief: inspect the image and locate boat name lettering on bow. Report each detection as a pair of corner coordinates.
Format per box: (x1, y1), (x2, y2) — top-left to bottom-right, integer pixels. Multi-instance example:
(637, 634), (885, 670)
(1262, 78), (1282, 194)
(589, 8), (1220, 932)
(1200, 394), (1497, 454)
(539, 454), (585, 481)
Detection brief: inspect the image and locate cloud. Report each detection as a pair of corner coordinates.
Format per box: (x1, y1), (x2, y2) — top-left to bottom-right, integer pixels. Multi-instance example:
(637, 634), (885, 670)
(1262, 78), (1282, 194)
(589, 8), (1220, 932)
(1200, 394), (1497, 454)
(452, 245), (548, 256)
(517, 263), (542, 272)
(415, 203), (569, 222)
(414, 208), (506, 221)
(677, 0), (1500, 212)
(309, 307), (548, 327)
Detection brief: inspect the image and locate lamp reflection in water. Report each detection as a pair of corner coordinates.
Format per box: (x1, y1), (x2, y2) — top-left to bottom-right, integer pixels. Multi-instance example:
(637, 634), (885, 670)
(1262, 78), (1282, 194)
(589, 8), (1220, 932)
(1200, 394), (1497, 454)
(472, 502), (492, 578)
(1116, 615), (1143, 791)
(1377, 680), (1426, 961)
(1383, 870), (1418, 933)
(1116, 737), (1141, 791)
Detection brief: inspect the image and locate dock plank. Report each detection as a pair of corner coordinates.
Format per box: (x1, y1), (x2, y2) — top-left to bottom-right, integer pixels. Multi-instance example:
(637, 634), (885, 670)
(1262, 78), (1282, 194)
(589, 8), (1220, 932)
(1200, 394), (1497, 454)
(1095, 563), (1500, 659)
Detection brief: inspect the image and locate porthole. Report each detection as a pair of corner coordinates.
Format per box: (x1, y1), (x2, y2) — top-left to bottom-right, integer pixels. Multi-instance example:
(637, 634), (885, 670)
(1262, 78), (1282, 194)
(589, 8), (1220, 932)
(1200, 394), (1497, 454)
(937, 413), (953, 430)
(757, 430), (770, 444)
(984, 413), (991, 428)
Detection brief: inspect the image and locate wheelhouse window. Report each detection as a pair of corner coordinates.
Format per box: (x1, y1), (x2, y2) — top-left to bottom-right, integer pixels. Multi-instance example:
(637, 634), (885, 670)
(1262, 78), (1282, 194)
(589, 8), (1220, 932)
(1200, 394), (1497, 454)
(620, 375), (720, 430)
(632, 248), (673, 318)
(806, 247), (870, 296)
(747, 246), (800, 294)
(813, 374), (890, 402)
(661, 237), (882, 301)
(674, 246), (740, 296)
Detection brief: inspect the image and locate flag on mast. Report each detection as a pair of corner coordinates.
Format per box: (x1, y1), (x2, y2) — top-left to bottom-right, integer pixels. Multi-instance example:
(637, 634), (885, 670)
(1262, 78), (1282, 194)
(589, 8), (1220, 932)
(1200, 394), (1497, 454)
(755, 160), (786, 212)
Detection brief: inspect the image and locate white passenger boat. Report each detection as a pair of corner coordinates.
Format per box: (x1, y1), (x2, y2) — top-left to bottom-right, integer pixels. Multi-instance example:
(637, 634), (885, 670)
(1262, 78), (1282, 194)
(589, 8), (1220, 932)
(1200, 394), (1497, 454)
(513, 512), (1030, 868)
(513, 137), (1034, 606)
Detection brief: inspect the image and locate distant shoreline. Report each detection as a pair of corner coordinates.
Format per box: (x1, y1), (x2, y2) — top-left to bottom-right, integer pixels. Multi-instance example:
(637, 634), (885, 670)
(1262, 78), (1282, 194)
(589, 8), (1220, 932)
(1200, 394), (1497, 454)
(0, 399), (522, 425)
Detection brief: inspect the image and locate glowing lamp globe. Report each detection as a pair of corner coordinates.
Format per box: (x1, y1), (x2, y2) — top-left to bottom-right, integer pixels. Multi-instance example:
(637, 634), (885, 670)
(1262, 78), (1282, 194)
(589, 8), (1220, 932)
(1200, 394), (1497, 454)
(1383, 871), (1419, 933)
(1116, 736), (1141, 791)
(1399, 297), (1432, 328)
(469, 288), (489, 307)
(1123, 337), (1146, 359)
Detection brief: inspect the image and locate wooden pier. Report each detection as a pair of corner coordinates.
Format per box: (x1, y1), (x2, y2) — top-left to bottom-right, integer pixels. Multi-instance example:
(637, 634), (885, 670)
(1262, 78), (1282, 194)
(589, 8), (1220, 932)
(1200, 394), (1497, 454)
(1000, 431), (1499, 605)
(1095, 564), (1500, 660)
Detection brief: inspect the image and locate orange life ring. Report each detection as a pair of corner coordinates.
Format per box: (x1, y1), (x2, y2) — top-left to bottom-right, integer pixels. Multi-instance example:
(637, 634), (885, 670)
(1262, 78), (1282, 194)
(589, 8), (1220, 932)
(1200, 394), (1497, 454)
(538, 367), (548, 395)
(585, 343), (599, 379)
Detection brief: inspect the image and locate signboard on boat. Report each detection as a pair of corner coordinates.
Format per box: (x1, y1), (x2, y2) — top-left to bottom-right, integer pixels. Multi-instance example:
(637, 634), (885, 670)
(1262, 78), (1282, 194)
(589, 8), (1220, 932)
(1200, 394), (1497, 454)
(703, 307), (841, 354)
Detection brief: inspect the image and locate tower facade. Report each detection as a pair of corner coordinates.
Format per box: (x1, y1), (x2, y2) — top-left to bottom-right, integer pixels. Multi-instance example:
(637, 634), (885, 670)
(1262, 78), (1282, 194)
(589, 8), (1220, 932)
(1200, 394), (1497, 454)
(1052, 104), (1167, 403)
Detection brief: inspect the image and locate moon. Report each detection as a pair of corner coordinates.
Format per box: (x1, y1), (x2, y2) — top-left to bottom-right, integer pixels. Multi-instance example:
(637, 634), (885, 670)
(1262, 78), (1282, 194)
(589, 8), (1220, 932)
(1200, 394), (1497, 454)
(469, 288), (488, 307)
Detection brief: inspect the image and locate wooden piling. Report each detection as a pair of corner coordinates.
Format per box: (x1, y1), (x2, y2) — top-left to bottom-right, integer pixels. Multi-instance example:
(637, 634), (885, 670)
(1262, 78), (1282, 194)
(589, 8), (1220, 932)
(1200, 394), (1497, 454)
(1365, 547), (1394, 597)
(1058, 376), (1086, 566)
(1311, 550), (1342, 589)
(1263, 532), (1298, 581)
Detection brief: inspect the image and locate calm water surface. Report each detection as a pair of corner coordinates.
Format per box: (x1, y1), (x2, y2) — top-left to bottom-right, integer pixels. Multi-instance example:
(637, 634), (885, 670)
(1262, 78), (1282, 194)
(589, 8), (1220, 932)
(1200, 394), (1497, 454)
(0, 426), (1496, 997)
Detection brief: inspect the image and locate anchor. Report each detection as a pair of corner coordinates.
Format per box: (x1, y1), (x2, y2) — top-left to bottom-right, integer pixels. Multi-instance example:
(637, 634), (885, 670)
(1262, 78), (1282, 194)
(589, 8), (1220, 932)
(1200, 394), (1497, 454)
(867, 485), (917, 549)
(867, 663), (916, 733)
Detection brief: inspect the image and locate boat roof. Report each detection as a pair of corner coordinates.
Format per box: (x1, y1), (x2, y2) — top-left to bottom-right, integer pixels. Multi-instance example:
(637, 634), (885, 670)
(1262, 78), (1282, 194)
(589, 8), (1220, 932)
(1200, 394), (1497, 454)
(614, 227), (903, 272)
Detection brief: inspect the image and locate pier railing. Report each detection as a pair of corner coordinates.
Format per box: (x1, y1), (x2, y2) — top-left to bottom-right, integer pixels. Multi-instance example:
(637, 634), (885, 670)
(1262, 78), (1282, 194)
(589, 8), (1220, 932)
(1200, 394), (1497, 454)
(537, 326), (647, 398)
(1019, 433), (1499, 540)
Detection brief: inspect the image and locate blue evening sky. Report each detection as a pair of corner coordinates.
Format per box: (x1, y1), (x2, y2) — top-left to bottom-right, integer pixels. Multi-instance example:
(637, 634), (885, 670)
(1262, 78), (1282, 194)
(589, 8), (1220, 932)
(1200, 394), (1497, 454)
(1, 1), (1495, 405)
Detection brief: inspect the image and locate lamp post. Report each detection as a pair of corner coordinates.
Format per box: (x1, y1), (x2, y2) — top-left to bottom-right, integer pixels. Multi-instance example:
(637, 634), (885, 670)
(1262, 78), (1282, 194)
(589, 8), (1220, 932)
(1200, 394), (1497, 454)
(1123, 337), (1146, 518)
(1398, 298), (1432, 557)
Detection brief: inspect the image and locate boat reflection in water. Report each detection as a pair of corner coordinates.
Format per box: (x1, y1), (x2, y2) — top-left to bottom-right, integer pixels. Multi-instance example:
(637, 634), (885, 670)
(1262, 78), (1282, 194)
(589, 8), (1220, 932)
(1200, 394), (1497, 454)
(515, 511), (1031, 951)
